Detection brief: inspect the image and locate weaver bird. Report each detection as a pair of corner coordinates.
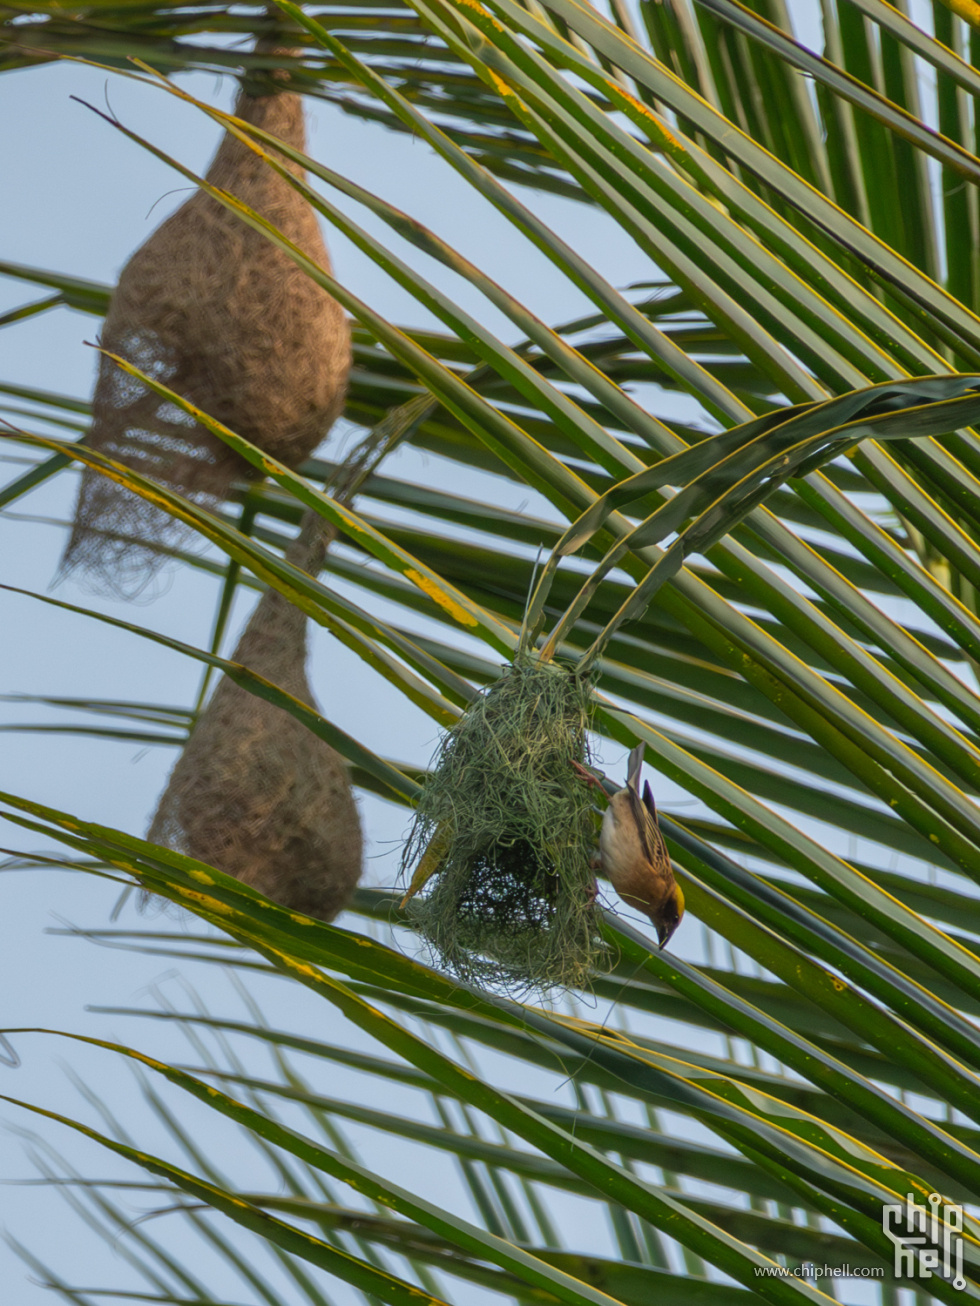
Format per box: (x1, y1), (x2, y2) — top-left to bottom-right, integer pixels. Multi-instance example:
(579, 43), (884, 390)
(576, 744), (684, 948)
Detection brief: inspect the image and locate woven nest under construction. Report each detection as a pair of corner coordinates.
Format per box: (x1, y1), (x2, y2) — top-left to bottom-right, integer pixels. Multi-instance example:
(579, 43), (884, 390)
(402, 656), (607, 994)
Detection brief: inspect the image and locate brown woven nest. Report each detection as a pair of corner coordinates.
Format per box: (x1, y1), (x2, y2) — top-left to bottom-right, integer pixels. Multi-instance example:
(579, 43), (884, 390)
(147, 515), (362, 919)
(401, 656), (607, 994)
(62, 42), (350, 596)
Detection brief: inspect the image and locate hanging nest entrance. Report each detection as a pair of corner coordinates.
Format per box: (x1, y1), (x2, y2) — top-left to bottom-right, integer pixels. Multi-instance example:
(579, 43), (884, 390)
(401, 656), (606, 994)
(147, 513), (362, 920)
(61, 40), (350, 597)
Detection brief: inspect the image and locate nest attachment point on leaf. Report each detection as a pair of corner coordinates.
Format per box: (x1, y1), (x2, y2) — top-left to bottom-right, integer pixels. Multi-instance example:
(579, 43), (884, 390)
(401, 655), (607, 994)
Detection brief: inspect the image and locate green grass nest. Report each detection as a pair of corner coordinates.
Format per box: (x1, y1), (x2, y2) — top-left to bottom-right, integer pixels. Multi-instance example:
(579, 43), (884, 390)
(402, 655), (608, 994)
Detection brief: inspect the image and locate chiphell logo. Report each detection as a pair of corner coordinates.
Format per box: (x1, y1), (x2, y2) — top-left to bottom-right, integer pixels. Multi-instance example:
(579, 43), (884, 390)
(882, 1193), (966, 1290)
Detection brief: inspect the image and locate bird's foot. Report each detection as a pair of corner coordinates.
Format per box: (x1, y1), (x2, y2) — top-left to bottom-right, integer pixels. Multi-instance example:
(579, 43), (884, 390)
(571, 759), (603, 790)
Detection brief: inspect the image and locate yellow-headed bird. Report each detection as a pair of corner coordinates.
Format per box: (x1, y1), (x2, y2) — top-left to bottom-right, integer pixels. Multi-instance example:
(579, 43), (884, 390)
(580, 744), (684, 948)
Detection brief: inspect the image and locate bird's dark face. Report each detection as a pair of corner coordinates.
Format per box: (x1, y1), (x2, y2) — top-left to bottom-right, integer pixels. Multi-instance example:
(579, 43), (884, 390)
(656, 883), (685, 950)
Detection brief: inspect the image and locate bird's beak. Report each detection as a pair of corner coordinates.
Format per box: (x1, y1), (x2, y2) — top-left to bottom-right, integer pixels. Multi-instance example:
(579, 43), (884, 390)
(657, 920), (678, 950)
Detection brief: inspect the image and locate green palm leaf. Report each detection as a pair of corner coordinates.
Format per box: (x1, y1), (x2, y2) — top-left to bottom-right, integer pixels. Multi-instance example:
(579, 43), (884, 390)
(7, 2), (980, 1304)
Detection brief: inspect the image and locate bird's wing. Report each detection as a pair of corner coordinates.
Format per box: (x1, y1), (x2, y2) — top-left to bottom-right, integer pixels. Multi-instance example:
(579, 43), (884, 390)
(647, 818), (671, 873)
(626, 745), (672, 870)
(626, 742), (645, 793)
(625, 783), (659, 865)
(638, 781), (670, 871)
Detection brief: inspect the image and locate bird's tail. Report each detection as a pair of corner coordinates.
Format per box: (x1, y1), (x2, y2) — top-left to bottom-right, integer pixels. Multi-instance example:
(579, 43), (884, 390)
(626, 742), (645, 792)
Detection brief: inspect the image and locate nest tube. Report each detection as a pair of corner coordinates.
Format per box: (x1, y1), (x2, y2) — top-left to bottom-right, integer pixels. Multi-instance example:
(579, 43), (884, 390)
(147, 511), (362, 919)
(402, 655), (606, 994)
(62, 39), (350, 596)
